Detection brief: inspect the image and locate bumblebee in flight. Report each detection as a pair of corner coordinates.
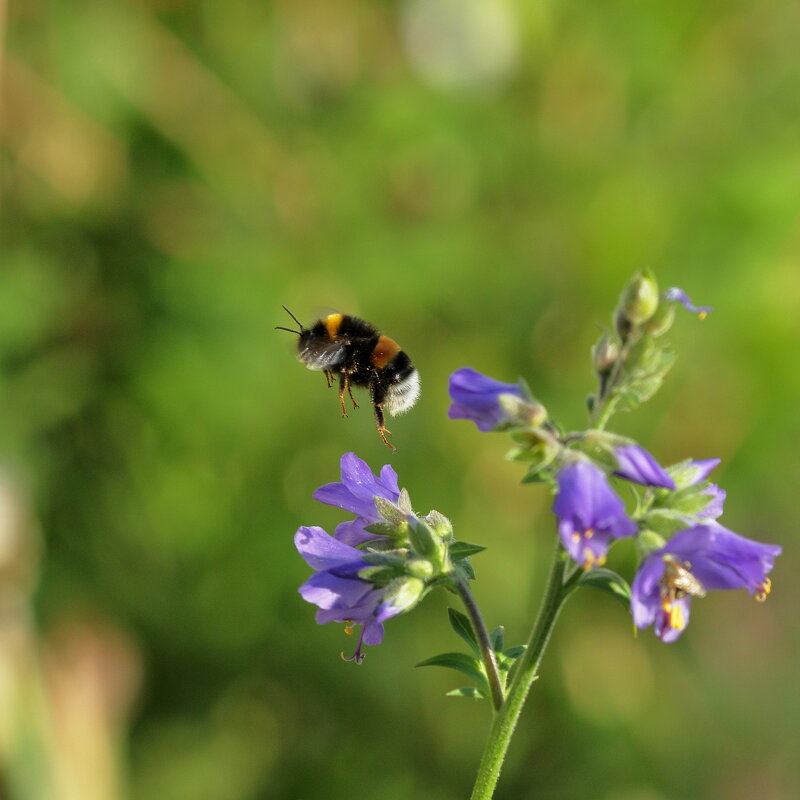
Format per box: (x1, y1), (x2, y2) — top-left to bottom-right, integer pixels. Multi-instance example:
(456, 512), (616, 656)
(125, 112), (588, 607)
(276, 307), (420, 450)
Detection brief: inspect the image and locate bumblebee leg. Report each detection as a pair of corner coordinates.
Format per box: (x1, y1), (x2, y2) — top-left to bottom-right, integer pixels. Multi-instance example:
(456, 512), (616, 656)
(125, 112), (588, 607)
(324, 370), (334, 388)
(338, 373), (349, 418)
(347, 382), (360, 410)
(373, 403), (396, 452)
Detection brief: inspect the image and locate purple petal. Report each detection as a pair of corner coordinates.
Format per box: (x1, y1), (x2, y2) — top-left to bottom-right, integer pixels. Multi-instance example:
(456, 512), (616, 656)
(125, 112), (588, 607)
(361, 619), (385, 645)
(313, 481), (376, 518)
(664, 287), (713, 316)
(654, 595), (691, 642)
(298, 571), (373, 610)
(687, 458), (721, 485)
(630, 554), (664, 629)
(448, 367), (524, 432)
(613, 445), (676, 489)
(314, 590), (384, 624)
(554, 461), (637, 567)
(697, 485), (726, 519)
(294, 526), (363, 570)
(333, 518), (385, 546)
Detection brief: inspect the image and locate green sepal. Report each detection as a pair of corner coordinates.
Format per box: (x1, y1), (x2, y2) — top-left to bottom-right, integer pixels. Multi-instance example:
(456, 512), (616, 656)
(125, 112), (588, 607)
(617, 340), (675, 411)
(407, 517), (442, 563)
(423, 509), (454, 539)
(642, 508), (691, 537)
(457, 560), (476, 580)
(636, 528), (667, 558)
(415, 652), (489, 693)
(397, 488), (414, 515)
(446, 687), (487, 700)
(576, 567), (631, 608)
(447, 608), (481, 657)
(374, 496), (407, 526)
(449, 541), (486, 560)
(363, 522), (401, 536)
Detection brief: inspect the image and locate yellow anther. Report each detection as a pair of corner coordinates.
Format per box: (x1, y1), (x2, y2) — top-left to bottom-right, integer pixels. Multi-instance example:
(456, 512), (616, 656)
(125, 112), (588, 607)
(755, 577), (772, 603)
(581, 549), (605, 571)
(344, 620), (354, 635)
(698, 311), (708, 320)
(669, 604), (685, 630)
(572, 532), (581, 542)
(584, 527), (595, 539)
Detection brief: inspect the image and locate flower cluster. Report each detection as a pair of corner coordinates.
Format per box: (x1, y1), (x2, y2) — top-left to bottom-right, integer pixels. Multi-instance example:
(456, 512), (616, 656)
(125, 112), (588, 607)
(295, 453), (460, 662)
(445, 278), (780, 642)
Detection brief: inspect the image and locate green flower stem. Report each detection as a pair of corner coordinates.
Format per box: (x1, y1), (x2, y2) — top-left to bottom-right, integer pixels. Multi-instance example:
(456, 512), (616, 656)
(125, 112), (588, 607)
(455, 573), (505, 712)
(469, 539), (569, 800)
(591, 332), (639, 430)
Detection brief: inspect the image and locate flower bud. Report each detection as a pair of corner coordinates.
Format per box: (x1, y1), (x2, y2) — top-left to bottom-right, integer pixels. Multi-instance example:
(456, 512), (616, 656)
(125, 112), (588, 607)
(377, 576), (425, 618)
(592, 333), (619, 376)
(636, 529), (667, 558)
(644, 302), (675, 337)
(406, 557), (435, 579)
(497, 393), (548, 429)
(617, 270), (659, 329)
(407, 517), (446, 569)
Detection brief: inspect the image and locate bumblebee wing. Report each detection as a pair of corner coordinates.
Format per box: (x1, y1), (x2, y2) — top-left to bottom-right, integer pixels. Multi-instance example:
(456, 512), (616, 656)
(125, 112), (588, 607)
(298, 339), (347, 370)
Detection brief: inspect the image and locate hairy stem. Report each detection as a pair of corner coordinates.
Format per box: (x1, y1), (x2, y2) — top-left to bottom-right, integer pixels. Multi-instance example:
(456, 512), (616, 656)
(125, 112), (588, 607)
(469, 538), (569, 800)
(456, 573), (505, 712)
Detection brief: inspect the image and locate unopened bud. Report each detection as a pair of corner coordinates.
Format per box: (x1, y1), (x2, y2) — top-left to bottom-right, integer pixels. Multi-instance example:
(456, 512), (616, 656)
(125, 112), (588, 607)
(378, 576), (425, 617)
(617, 270), (659, 329)
(636, 529), (667, 558)
(497, 393), (548, 429)
(592, 334), (619, 375)
(644, 302), (675, 337)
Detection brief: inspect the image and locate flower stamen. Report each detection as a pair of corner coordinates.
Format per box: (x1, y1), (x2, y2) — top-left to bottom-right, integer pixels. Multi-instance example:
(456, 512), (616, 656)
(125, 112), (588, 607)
(344, 620), (355, 635)
(581, 548), (606, 571)
(755, 577), (772, 603)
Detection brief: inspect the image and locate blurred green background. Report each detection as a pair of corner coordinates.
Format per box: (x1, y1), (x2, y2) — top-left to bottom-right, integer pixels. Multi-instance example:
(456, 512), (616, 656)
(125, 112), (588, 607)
(2, 0), (799, 798)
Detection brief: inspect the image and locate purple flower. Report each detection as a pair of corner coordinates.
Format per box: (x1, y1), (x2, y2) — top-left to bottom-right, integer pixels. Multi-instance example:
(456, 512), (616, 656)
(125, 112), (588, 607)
(664, 287), (713, 318)
(553, 461), (638, 569)
(631, 525), (781, 642)
(295, 526), (414, 663)
(613, 444), (676, 489)
(313, 453), (401, 545)
(448, 368), (526, 432)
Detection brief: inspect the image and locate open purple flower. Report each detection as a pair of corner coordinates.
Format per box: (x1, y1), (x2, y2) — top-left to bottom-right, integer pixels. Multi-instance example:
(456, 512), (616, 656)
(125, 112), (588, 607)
(613, 444), (676, 489)
(313, 452), (401, 545)
(664, 287), (713, 318)
(295, 526), (419, 663)
(554, 461), (637, 569)
(448, 368), (526, 432)
(631, 524), (781, 642)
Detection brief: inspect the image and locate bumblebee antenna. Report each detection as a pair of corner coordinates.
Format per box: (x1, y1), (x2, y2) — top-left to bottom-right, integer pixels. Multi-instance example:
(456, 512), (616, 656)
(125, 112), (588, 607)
(275, 305), (304, 335)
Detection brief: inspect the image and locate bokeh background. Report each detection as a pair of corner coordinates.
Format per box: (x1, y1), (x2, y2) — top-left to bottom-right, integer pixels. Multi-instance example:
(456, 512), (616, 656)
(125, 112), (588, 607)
(2, 0), (799, 798)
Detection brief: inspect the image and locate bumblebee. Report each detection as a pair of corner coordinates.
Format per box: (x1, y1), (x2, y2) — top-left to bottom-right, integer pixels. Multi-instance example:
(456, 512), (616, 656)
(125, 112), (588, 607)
(276, 307), (420, 450)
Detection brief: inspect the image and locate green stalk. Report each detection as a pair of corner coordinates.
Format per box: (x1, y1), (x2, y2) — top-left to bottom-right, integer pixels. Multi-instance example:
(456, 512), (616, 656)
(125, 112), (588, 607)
(455, 573), (505, 712)
(469, 539), (569, 800)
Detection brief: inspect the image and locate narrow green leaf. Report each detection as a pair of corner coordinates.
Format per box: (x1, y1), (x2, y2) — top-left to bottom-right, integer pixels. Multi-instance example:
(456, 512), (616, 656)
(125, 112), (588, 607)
(577, 567), (631, 608)
(446, 687), (487, 700)
(449, 541), (486, 560)
(490, 625), (504, 652)
(447, 608), (480, 657)
(415, 652), (488, 691)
